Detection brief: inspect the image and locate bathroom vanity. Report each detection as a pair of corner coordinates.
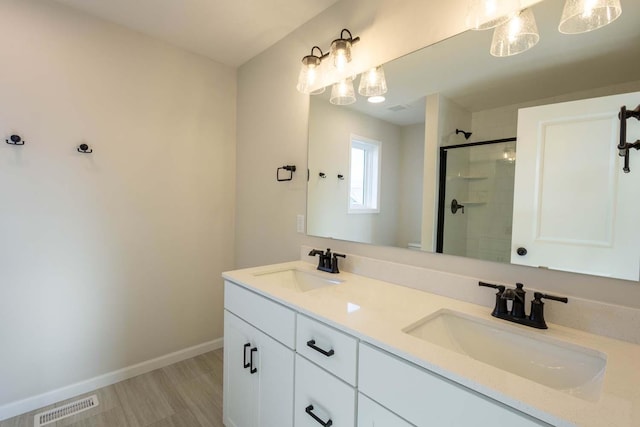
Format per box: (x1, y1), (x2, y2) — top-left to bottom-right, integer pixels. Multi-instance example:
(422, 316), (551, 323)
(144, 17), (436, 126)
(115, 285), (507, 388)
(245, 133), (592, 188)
(222, 260), (640, 426)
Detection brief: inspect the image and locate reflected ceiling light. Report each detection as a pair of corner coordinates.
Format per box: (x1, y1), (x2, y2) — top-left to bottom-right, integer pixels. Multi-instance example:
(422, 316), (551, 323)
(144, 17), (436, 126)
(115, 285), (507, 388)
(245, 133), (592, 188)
(296, 46), (325, 94)
(490, 9), (539, 57)
(330, 77), (356, 105)
(330, 29), (359, 71)
(368, 96), (386, 104)
(467, 0), (521, 30)
(558, 0), (622, 34)
(358, 66), (388, 97)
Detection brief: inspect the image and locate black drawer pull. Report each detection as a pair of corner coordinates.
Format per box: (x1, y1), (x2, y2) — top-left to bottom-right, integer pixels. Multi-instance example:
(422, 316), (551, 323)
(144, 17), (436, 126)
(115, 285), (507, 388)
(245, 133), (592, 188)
(250, 347), (258, 374)
(305, 405), (333, 427)
(306, 340), (335, 357)
(243, 343), (251, 369)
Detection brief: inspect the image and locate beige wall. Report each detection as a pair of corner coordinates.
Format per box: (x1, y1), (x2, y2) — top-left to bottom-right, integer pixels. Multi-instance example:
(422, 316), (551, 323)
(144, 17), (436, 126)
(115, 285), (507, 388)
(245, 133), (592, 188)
(0, 0), (235, 408)
(308, 97), (401, 245)
(235, 0), (640, 309)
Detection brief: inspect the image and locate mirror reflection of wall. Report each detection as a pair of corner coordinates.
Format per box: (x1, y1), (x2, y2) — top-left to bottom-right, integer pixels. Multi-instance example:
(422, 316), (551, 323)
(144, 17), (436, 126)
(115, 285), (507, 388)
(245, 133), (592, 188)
(307, 97), (424, 247)
(306, 0), (640, 281)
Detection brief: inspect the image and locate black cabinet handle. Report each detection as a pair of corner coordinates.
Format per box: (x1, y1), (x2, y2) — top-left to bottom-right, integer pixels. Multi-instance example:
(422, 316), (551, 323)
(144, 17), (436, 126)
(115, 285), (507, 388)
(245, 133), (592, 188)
(243, 343), (251, 369)
(305, 405), (333, 427)
(517, 247), (527, 256)
(249, 347), (258, 374)
(306, 339), (335, 357)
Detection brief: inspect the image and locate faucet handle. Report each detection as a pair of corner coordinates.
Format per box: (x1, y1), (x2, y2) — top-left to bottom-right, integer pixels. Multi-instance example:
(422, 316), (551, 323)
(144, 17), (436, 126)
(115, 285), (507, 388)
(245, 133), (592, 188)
(534, 292), (568, 304)
(478, 281), (506, 293)
(330, 252), (346, 273)
(529, 292), (568, 329)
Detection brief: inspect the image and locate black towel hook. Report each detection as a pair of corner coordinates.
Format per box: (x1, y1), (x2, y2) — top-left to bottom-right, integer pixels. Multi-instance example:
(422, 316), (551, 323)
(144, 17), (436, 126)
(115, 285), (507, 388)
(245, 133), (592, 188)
(77, 143), (93, 154)
(5, 134), (25, 145)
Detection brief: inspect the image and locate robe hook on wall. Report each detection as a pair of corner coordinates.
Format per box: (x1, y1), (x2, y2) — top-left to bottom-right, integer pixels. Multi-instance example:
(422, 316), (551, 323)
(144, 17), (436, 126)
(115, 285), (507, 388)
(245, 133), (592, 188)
(77, 143), (93, 153)
(618, 105), (640, 173)
(319, 172), (326, 178)
(277, 165), (296, 182)
(337, 174), (344, 180)
(5, 134), (25, 145)
(456, 129), (472, 140)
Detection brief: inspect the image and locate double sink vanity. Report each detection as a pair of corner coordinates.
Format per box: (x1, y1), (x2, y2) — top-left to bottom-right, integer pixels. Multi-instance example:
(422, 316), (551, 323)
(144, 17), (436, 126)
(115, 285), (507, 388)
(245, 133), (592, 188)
(222, 255), (640, 426)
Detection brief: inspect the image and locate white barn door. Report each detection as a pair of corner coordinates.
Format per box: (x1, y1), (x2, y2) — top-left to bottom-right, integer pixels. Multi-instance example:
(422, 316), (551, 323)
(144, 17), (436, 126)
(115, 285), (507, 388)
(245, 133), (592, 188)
(512, 92), (640, 281)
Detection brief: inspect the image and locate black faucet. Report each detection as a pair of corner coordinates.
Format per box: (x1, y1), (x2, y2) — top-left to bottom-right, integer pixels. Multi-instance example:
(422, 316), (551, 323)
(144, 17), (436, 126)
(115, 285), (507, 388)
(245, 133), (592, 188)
(479, 281), (568, 329)
(308, 248), (346, 274)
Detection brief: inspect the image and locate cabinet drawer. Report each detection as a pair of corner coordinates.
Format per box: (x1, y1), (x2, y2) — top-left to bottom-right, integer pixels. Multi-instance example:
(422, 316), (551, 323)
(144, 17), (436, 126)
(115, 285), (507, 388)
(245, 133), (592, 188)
(358, 343), (548, 427)
(294, 355), (356, 427)
(357, 393), (414, 427)
(296, 314), (358, 386)
(224, 280), (296, 348)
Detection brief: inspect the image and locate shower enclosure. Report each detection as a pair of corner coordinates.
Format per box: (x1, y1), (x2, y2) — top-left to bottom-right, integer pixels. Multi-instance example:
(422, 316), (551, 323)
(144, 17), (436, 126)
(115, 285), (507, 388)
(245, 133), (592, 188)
(436, 138), (516, 263)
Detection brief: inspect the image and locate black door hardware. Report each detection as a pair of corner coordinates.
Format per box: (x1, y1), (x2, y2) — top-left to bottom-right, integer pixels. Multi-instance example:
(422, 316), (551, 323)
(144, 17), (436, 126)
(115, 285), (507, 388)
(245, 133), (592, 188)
(277, 165), (296, 181)
(243, 343), (251, 369)
(77, 143), (93, 153)
(618, 105), (640, 173)
(5, 134), (25, 145)
(305, 405), (333, 427)
(306, 339), (335, 357)
(451, 199), (465, 214)
(516, 247), (527, 256)
(479, 281), (568, 329)
(249, 347), (257, 374)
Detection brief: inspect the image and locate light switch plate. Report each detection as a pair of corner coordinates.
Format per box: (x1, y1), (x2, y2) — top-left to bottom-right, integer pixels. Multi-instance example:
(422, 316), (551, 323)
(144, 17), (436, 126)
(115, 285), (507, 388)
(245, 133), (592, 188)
(296, 214), (305, 233)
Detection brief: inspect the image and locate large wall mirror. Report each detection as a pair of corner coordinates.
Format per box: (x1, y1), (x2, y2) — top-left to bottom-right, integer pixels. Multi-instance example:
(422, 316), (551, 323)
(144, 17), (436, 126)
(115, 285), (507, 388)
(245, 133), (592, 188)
(307, 0), (640, 281)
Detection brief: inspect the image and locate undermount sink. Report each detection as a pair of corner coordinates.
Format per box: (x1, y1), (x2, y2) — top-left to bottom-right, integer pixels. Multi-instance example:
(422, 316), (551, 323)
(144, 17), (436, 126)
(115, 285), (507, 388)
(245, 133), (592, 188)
(403, 309), (607, 401)
(254, 268), (343, 292)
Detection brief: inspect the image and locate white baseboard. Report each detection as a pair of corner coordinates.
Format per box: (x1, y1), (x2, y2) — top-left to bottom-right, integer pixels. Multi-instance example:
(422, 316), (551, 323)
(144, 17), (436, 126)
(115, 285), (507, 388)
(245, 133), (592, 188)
(0, 337), (224, 422)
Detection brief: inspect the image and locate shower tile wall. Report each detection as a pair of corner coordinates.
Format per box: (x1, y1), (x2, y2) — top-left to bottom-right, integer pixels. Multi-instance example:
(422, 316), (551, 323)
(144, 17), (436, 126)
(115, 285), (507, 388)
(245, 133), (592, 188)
(465, 142), (515, 263)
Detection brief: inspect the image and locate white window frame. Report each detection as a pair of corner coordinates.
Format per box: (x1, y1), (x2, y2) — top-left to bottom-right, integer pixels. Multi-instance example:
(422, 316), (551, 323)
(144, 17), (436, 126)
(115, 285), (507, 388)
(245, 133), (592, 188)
(348, 134), (381, 214)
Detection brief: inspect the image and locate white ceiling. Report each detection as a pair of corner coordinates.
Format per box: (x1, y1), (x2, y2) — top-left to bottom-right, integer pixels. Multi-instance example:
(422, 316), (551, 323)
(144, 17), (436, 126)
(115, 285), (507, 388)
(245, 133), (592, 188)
(52, 0), (340, 66)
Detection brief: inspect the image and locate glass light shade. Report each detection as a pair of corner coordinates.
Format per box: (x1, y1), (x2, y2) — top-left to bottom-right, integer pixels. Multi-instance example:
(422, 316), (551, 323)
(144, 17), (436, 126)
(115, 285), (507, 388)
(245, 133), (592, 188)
(558, 0), (622, 34)
(330, 39), (352, 71)
(358, 66), (388, 97)
(296, 55), (323, 94)
(467, 0), (521, 30)
(330, 77), (356, 105)
(490, 9), (540, 57)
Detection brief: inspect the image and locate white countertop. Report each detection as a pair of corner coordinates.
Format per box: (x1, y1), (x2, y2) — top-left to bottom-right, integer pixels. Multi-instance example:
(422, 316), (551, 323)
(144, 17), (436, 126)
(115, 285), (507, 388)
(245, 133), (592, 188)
(223, 261), (640, 427)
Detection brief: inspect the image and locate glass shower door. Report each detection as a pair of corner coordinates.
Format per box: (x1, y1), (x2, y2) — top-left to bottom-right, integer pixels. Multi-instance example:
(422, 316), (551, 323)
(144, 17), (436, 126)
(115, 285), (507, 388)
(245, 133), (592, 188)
(437, 139), (516, 263)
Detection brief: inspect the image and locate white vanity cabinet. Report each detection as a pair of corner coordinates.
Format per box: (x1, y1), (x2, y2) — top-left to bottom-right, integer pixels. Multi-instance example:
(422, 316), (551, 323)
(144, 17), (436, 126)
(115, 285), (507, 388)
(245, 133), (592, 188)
(358, 343), (549, 427)
(223, 281), (296, 427)
(294, 314), (359, 426)
(357, 393), (414, 427)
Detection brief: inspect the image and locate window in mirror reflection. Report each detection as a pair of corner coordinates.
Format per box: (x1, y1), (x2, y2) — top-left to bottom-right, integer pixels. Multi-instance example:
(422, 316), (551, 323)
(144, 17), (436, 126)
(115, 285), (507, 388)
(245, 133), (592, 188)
(349, 136), (380, 213)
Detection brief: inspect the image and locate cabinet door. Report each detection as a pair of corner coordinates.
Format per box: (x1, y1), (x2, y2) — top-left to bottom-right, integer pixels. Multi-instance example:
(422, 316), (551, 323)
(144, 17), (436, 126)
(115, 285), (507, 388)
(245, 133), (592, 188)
(512, 91), (640, 280)
(224, 310), (259, 427)
(294, 355), (356, 427)
(223, 310), (295, 427)
(357, 393), (414, 427)
(255, 324), (295, 426)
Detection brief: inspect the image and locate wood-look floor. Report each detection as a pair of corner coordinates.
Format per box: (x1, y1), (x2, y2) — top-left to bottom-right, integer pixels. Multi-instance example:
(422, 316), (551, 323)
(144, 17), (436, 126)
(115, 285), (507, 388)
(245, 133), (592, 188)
(0, 349), (224, 427)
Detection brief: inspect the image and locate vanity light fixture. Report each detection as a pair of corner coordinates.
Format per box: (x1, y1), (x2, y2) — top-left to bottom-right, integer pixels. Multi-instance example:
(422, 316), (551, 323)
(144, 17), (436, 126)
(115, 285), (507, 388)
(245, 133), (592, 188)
(358, 66), (388, 97)
(330, 77), (356, 105)
(296, 28), (360, 95)
(467, 0), (521, 30)
(330, 29), (360, 71)
(296, 46), (326, 94)
(558, 0), (622, 34)
(490, 8), (539, 57)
